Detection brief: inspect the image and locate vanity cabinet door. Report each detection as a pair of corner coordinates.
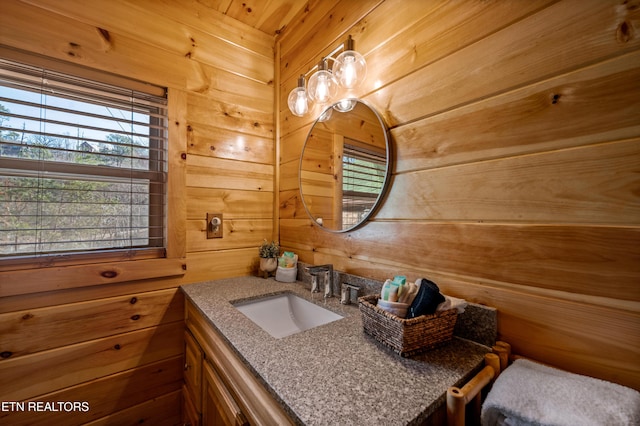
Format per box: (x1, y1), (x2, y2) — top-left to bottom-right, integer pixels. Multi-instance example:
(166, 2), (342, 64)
(184, 330), (203, 411)
(202, 361), (248, 426)
(185, 300), (294, 425)
(183, 383), (201, 426)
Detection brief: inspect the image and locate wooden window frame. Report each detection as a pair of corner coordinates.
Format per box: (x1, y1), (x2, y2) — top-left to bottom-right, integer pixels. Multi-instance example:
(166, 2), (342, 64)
(0, 48), (186, 296)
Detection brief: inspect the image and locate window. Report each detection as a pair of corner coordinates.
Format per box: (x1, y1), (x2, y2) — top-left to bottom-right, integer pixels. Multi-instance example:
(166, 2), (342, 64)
(341, 141), (386, 228)
(0, 58), (168, 259)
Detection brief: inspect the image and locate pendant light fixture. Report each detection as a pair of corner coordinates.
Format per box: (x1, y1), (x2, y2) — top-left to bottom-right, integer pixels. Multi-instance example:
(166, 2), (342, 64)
(287, 75), (309, 117)
(307, 59), (338, 104)
(317, 105), (333, 122)
(332, 35), (367, 90)
(287, 35), (367, 118)
(333, 98), (357, 113)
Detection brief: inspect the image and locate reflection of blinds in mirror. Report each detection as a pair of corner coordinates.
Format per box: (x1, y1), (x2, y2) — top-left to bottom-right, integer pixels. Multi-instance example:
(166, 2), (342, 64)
(342, 141), (386, 228)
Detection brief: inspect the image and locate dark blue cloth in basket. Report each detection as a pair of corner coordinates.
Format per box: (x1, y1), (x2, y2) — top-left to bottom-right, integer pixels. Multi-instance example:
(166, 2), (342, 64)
(407, 278), (445, 319)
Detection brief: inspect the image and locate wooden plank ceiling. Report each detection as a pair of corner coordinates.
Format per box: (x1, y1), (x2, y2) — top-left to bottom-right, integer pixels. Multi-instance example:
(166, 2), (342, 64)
(206, 0), (308, 36)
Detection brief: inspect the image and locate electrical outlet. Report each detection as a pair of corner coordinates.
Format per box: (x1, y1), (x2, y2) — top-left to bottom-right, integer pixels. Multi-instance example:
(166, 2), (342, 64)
(206, 213), (223, 239)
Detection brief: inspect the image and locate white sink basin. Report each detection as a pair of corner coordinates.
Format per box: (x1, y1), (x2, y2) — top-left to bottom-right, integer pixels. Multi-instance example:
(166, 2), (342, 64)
(234, 293), (343, 338)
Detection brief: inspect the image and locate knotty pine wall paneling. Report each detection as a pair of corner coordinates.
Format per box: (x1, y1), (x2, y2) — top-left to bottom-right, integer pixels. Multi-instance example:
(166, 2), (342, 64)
(0, 0), (275, 423)
(277, 0), (640, 390)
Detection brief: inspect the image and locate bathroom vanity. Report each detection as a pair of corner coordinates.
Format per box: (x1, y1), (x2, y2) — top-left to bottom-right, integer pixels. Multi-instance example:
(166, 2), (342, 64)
(181, 276), (492, 425)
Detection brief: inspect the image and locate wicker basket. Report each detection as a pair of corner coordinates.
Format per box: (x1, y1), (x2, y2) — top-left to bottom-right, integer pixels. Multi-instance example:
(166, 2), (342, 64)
(358, 294), (457, 357)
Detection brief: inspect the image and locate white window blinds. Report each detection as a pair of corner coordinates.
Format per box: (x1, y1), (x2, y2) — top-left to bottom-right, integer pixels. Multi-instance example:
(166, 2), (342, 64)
(342, 142), (386, 228)
(0, 57), (168, 258)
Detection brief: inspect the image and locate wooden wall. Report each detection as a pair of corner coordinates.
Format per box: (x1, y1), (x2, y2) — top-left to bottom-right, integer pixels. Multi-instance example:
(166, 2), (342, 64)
(0, 3), (638, 425)
(0, 0), (275, 423)
(278, 0), (640, 390)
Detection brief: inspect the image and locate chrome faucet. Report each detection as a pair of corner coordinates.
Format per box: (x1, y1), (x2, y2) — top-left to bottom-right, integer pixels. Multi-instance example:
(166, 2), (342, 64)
(305, 264), (334, 298)
(341, 283), (361, 305)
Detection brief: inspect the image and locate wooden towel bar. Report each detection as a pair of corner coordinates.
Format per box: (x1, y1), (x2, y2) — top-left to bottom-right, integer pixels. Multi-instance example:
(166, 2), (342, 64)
(446, 341), (511, 426)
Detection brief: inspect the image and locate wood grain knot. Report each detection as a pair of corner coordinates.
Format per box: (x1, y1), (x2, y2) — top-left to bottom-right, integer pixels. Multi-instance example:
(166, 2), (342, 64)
(0, 351), (12, 359)
(131, 314), (140, 321)
(101, 270), (118, 278)
(97, 28), (111, 43)
(617, 21), (633, 44)
(22, 313), (34, 320)
(114, 344), (121, 350)
(181, 153), (187, 160)
(130, 297), (138, 304)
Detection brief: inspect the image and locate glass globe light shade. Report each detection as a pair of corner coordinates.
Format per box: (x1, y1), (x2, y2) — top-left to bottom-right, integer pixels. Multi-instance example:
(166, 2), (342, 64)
(288, 87), (309, 117)
(307, 69), (337, 104)
(333, 50), (367, 89)
(333, 98), (357, 113)
(317, 105), (333, 122)
(287, 75), (310, 117)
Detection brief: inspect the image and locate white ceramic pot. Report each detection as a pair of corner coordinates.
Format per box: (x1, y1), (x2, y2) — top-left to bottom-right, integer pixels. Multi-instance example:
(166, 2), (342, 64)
(259, 257), (278, 273)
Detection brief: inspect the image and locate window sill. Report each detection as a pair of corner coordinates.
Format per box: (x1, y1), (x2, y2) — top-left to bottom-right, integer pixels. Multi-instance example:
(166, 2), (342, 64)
(0, 256), (186, 298)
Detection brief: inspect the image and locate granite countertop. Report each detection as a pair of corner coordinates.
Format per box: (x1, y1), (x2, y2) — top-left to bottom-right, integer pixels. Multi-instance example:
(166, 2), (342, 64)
(181, 276), (491, 426)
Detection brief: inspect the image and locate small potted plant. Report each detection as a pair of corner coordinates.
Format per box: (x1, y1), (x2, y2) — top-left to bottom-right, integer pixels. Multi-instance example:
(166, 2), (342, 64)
(258, 239), (279, 277)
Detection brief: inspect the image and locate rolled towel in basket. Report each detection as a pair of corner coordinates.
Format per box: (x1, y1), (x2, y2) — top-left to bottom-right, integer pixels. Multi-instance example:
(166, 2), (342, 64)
(481, 358), (640, 426)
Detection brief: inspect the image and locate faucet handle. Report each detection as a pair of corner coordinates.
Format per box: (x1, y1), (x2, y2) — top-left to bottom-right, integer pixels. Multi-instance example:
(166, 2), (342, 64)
(311, 275), (320, 293)
(323, 270), (333, 298)
(340, 284), (360, 305)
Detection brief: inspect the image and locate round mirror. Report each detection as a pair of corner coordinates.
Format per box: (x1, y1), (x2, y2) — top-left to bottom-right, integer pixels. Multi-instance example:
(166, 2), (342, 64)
(299, 99), (391, 232)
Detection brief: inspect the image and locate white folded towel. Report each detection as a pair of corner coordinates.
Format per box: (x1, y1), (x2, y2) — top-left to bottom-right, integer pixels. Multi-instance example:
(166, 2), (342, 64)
(437, 295), (467, 313)
(481, 359), (640, 426)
